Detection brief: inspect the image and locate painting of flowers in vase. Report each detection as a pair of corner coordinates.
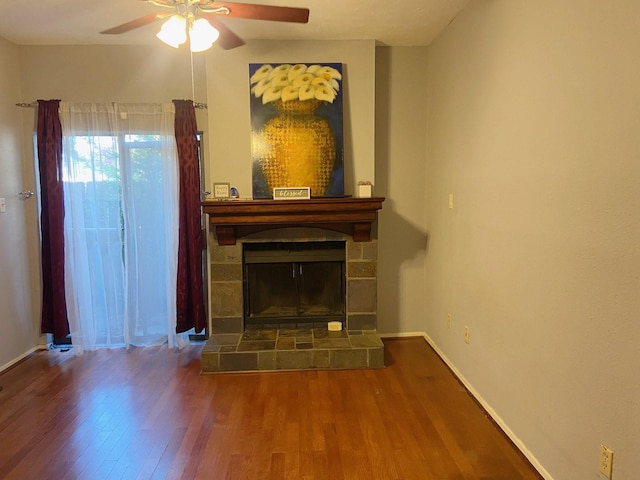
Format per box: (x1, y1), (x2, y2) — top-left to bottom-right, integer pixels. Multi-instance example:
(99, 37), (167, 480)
(249, 63), (344, 199)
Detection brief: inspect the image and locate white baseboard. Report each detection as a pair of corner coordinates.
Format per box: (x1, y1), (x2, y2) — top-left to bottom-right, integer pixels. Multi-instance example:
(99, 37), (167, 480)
(421, 332), (553, 480)
(0, 346), (40, 374)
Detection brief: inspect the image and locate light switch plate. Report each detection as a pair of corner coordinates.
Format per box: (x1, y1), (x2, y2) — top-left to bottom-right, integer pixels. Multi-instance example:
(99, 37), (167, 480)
(0, 198), (5, 213)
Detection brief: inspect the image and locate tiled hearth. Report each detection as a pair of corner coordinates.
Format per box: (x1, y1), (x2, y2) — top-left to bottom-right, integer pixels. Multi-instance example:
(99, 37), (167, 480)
(200, 198), (385, 374)
(201, 325), (384, 373)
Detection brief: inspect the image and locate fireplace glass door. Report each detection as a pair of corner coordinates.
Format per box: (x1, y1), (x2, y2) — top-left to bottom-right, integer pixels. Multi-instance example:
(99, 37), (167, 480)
(243, 242), (345, 325)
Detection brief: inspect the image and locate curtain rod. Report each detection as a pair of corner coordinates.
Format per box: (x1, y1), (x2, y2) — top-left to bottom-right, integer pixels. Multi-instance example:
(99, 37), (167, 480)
(16, 101), (208, 109)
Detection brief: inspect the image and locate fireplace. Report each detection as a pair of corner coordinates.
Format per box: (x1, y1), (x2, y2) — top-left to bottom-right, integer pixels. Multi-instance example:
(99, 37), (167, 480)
(243, 241), (346, 326)
(203, 197), (384, 335)
(201, 197), (384, 372)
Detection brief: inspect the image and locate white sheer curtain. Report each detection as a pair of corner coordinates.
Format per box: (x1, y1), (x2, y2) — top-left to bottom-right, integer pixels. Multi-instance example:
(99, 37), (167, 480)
(59, 102), (187, 353)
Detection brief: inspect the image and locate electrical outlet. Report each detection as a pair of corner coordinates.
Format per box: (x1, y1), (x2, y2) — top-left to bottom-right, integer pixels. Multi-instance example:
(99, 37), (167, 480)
(447, 314), (452, 329)
(464, 326), (470, 344)
(599, 445), (613, 479)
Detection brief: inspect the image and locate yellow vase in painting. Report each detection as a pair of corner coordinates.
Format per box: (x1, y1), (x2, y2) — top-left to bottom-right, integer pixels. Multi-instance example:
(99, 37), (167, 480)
(254, 99), (336, 197)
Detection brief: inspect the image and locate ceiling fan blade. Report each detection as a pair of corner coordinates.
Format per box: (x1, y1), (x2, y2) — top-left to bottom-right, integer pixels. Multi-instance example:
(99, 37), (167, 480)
(100, 12), (166, 34)
(203, 2), (309, 23)
(201, 14), (246, 50)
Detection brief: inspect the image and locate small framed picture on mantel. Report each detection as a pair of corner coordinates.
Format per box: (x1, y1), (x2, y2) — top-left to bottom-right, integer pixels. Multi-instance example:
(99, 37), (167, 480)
(213, 183), (230, 199)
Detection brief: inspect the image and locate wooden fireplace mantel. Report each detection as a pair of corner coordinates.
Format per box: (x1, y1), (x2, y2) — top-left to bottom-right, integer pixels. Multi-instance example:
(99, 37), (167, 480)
(202, 197), (385, 245)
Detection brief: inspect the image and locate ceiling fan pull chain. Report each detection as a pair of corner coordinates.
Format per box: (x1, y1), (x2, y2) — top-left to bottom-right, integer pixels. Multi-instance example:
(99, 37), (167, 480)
(190, 49), (196, 102)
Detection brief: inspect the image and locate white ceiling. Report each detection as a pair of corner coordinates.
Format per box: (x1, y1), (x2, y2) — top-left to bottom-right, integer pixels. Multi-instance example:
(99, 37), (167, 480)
(0, 0), (469, 48)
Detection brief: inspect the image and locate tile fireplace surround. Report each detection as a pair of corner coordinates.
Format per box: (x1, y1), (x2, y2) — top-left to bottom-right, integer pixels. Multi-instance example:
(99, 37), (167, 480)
(201, 197), (384, 373)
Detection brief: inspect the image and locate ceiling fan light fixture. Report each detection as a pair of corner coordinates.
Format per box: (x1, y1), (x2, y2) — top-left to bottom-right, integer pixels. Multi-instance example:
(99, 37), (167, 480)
(189, 18), (220, 52)
(156, 15), (187, 48)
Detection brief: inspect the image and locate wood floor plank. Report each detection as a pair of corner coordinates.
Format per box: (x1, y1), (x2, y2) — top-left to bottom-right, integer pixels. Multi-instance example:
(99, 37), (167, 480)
(0, 338), (543, 480)
(269, 452), (285, 479)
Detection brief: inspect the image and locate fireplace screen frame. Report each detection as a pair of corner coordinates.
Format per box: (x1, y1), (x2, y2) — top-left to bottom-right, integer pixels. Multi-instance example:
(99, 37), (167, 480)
(243, 241), (346, 326)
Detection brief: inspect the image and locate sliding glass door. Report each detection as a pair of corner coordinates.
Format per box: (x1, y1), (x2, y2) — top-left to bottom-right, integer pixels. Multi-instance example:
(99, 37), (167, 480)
(59, 103), (183, 352)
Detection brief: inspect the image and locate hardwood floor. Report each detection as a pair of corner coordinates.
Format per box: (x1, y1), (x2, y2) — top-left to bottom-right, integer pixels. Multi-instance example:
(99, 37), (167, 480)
(0, 338), (542, 480)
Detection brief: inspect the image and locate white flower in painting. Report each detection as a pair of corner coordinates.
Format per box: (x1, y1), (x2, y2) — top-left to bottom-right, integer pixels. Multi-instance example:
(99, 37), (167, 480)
(305, 64), (321, 74)
(262, 85), (283, 104)
(315, 66), (342, 80)
(268, 64), (292, 79)
(250, 63), (341, 104)
(281, 85), (300, 102)
(292, 73), (314, 88)
(314, 86), (335, 103)
(311, 77), (330, 88)
(288, 64), (307, 81)
(250, 64), (273, 83)
(299, 84), (316, 101)
(271, 74), (290, 87)
(251, 77), (272, 98)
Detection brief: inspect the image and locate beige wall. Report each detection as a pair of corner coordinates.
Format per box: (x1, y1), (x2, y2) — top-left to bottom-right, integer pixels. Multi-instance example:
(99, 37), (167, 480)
(19, 45), (206, 104)
(375, 46), (429, 334)
(19, 44), (209, 173)
(0, 37), (40, 369)
(425, 1), (640, 478)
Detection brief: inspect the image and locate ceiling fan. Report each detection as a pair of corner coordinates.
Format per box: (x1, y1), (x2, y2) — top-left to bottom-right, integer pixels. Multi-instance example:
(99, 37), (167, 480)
(101, 0), (310, 51)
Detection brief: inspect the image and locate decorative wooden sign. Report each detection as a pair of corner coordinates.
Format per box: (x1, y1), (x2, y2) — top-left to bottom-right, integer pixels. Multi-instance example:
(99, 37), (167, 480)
(273, 187), (311, 200)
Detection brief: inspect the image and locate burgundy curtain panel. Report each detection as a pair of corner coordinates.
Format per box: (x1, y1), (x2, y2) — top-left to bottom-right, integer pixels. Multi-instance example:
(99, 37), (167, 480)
(37, 99), (70, 338)
(173, 100), (207, 333)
